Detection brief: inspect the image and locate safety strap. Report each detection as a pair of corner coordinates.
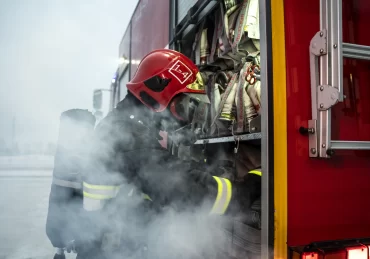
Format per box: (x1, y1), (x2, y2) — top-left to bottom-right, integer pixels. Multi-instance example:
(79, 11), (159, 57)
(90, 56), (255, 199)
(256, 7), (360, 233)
(219, 6), (243, 70)
(214, 1), (252, 71)
(208, 0), (260, 67)
(231, 0), (250, 54)
(82, 182), (121, 211)
(209, 1), (235, 63)
(219, 4), (235, 54)
(222, 5), (240, 53)
(209, 5), (223, 63)
(210, 176), (233, 215)
(52, 177), (81, 189)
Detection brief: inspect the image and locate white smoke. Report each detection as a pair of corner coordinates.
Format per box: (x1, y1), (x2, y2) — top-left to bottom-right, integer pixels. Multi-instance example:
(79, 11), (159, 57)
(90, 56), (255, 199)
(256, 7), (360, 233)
(42, 92), (262, 259)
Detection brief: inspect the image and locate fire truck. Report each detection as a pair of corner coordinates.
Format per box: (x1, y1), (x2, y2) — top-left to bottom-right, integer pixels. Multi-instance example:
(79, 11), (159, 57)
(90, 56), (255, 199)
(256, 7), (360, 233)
(92, 0), (370, 258)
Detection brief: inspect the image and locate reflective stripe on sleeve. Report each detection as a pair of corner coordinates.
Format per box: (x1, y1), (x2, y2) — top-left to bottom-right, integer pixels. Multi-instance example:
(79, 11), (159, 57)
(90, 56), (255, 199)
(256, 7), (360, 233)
(52, 177), (81, 189)
(83, 182), (121, 211)
(248, 168), (262, 177)
(210, 176), (232, 215)
(142, 193), (152, 202)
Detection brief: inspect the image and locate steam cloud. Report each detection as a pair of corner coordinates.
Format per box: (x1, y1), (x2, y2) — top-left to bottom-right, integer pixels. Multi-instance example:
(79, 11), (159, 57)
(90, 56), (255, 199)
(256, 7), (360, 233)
(45, 97), (260, 259)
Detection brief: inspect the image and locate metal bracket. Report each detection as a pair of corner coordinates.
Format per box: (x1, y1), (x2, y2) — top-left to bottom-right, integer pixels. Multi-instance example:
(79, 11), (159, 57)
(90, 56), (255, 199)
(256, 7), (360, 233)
(308, 120), (318, 157)
(317, 85), (339, 110)
(309, 30), (327, 119)
(310, 30), (327, 56)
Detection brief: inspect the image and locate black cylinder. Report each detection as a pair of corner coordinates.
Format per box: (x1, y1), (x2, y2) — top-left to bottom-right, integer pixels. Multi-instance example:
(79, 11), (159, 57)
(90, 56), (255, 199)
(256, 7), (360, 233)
(46, 109), (96, 248)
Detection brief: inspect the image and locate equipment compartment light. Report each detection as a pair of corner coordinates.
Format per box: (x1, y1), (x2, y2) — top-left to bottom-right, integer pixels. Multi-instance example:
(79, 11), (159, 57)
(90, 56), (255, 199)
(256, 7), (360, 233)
(296, 246), (369, 259)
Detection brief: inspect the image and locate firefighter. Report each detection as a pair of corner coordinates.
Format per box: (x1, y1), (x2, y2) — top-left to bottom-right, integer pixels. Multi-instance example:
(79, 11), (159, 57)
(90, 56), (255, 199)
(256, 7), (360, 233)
(77, 49), (262, 259)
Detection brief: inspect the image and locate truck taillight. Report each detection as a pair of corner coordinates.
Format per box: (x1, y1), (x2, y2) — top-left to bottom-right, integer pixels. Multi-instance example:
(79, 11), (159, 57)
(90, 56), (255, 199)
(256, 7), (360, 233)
(346, 247), (368, 259)
(302, 252), (319, 259)
(302, 252), (347, 259)
(296, 246), (369, 259)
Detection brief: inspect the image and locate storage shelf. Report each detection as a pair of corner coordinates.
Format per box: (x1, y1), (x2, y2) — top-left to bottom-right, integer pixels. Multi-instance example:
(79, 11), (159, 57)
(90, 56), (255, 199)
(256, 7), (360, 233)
(194, 133), (262, 144)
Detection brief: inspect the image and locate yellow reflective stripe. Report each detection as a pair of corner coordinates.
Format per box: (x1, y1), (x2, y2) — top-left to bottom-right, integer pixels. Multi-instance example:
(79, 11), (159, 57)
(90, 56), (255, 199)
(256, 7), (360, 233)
(83, 181), (121, 202)
(83, 182), (120, 190)
(210, 176), (232, 215)
(249, 170), (262, 177)
(83, 191), (115, 200)
(212, 176), (223, 210)
(142, 193), (152, 201)
(224, 178), (232, 212)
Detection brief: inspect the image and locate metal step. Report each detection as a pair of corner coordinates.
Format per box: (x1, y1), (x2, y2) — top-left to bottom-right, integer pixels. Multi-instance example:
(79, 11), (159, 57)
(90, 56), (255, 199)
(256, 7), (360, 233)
(343, 43), (370, 61)
(331, 140), (370, 150)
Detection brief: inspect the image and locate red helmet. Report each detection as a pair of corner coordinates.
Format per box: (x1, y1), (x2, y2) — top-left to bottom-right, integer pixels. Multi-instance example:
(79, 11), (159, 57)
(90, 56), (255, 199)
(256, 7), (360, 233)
(127, 49), (208, 112)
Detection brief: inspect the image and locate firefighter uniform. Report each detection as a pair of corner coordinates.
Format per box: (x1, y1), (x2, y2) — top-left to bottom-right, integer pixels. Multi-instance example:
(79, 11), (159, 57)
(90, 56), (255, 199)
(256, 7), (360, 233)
(80, 100), (261, 259)
(77, 49), (261, 259)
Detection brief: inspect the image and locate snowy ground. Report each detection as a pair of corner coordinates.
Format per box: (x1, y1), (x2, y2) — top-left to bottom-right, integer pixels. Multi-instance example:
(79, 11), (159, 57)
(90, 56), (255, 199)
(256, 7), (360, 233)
(0, 155), (54, 170)
(0, 169), (75, 259)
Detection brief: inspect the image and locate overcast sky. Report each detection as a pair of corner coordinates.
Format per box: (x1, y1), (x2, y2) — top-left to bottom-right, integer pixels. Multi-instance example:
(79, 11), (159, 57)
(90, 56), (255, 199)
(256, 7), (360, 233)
(0, 0), (138, 145)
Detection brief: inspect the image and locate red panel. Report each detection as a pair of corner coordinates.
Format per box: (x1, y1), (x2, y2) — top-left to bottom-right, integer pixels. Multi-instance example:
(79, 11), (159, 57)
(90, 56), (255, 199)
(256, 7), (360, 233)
(119, 25), (130, 59)
(284, 0), (370, 246)
(324, 251), (347, 259)
(118, 25), (131, 78)
(130, 0), (170, 79)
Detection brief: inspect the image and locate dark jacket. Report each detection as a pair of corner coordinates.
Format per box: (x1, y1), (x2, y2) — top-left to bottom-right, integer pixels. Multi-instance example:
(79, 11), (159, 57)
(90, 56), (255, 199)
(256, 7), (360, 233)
(79, 95), (261, 259)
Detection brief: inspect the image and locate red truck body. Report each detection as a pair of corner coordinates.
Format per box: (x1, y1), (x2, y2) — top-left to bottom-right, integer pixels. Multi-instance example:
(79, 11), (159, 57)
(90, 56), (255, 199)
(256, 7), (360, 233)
(285, 0), (370, 245)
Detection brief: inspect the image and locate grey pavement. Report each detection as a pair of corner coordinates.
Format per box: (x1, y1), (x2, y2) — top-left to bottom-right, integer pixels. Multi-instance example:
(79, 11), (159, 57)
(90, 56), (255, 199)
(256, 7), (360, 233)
(0, 170), (75, 259)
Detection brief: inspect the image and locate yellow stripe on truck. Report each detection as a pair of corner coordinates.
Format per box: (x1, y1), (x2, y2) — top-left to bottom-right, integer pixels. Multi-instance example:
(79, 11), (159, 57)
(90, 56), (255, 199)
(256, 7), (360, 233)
(272, 0), (288, 257)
